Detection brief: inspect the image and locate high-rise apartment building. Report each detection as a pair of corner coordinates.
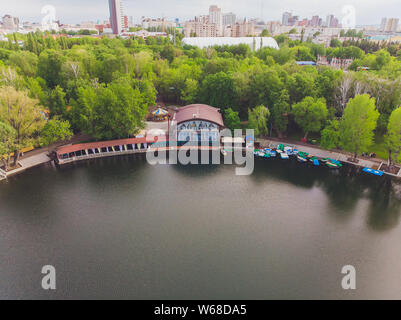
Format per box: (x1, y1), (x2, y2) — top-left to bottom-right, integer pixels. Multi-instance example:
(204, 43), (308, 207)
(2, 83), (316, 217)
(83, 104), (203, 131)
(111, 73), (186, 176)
(223, 12), (236, 26)
(109, 0), (124, 34)
(2, 15), (18, 30)
(282, 12), (292, 26)
(381, 18), (399, 32)
(209, 5), (222, 35)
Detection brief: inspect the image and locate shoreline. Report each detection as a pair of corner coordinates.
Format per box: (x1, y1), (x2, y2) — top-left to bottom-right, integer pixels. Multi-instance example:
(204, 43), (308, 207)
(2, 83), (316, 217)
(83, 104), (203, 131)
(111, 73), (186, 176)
(259, 137), (401, 179)
(1, 138), (400, 181)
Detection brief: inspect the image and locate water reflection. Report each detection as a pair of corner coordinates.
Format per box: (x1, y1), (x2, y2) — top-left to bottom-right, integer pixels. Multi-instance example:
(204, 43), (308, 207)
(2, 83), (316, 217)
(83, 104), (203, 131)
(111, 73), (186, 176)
(251, 158), (401, 230)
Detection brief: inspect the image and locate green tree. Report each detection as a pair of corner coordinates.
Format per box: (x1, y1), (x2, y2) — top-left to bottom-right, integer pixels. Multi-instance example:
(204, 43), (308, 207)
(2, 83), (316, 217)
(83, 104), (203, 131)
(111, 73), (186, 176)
(40, 117), (73, 147)
(73, 78), (150, 140)
(8, 51), (38, 77)
(384, 107), (401, 166)
(0, 87), (46, 166)
(270, 89), (290, 138)
(47, 85), (67, 116)
(224, 108), (241, 131)
(292, 97), (328, 139)
(320, 120), (340, 149)
(339, 94), (379, 160)
(181, 78), (199, 104)
(0, 121), (16, 171)
(248, 105), (270, 137)
(37, 49), (65, 88)
(199, 72), (237, 112)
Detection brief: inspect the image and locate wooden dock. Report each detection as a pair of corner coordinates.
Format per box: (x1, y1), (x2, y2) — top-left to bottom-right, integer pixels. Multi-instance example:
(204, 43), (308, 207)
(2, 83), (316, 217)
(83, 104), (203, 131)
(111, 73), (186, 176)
(0, 152), (52, 181)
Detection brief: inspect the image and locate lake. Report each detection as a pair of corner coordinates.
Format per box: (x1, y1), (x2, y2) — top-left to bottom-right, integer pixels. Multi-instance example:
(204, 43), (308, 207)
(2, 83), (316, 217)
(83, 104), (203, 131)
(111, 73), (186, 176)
(0, 154), (400, 299)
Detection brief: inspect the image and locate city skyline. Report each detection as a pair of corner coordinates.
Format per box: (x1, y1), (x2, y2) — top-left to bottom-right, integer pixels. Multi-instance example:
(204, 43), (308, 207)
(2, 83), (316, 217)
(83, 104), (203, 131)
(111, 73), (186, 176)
(2, 0), (401, 26)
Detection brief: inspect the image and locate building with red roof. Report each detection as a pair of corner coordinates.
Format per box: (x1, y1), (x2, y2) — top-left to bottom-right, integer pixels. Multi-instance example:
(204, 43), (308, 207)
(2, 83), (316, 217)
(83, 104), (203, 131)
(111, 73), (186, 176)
(172, 104), (225, 144)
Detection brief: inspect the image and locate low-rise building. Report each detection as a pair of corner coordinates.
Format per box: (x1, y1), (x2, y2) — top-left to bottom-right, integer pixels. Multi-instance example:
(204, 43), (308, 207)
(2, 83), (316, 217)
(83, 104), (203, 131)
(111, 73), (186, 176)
(317, 55), (354, 70)
(141, 17), (176, 30)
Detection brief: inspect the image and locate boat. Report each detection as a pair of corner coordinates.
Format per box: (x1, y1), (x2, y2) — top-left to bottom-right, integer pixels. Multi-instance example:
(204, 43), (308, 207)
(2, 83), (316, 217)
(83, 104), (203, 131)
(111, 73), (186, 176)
(326, 159), (343, 169)
(362, 167), (384, 176)
(280, 152), (289, 159)
(309, 156), (319, 166)
(321, 158), (329, 163)
(287, 148), (299, 156)
(284, 146), (296, 156)
(297, 151), (309, 163)
(270, 150), (277, 157)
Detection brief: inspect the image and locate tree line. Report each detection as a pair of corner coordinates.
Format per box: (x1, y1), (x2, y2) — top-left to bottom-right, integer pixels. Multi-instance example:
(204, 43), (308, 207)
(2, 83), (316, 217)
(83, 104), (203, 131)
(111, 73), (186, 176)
(0, 32), (400, 171)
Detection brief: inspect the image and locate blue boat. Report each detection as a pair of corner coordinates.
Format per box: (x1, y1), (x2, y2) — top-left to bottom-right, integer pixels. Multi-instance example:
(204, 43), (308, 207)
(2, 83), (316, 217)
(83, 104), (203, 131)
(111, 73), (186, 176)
(270, 150), (277, 157)
(362, 167), (384, 176)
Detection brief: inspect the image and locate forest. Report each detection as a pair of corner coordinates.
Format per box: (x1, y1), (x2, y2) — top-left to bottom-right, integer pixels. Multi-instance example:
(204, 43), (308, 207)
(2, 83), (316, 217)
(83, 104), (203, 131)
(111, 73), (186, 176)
(0, 30), (400, 171)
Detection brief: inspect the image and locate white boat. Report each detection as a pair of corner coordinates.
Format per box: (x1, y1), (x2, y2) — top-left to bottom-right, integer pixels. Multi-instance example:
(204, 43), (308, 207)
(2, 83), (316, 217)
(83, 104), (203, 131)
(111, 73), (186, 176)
(280, 153), (289, 159)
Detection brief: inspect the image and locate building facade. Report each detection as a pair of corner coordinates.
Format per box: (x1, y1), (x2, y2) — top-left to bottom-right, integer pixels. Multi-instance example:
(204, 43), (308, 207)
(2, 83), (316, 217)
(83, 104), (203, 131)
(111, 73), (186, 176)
(142, 17), (176, 30)
(223, 13), (236, 26)
(381, 18), (399, 32)
(184, 21), (218, 37)
(173, 104), (225, 144)
(209, 5), (223, 36)
(109, 0), (124, 34)
(2, 15), (19, 30)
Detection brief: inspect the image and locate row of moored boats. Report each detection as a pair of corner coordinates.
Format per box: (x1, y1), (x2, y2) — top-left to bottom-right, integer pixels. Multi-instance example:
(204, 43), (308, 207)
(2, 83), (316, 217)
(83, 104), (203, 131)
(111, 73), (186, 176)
(254, 144), (343, 169)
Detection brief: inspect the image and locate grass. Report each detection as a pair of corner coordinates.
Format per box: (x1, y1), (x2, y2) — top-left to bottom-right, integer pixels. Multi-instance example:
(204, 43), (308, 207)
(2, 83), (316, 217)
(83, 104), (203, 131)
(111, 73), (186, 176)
(369, 135), (388, 161)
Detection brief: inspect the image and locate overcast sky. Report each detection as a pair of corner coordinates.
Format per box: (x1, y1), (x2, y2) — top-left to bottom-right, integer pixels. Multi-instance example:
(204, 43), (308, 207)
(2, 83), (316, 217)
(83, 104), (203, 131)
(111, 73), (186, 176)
(2, 0), (400, 25)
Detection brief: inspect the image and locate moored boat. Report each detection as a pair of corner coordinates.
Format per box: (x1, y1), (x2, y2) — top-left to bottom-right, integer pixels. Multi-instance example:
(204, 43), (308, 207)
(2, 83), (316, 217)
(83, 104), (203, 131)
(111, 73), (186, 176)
(362, 167), (384, 176)
(309, 157), (319, 166)
(326, 159), (343, 169)
(297, 151), (308, 163)
(280, 152), (289, 159)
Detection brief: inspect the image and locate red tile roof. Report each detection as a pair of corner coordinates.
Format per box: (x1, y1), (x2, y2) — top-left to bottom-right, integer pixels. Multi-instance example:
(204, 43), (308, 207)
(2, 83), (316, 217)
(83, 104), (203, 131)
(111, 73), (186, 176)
(56, 135), (167, 155)
(174, 104), (224, 128)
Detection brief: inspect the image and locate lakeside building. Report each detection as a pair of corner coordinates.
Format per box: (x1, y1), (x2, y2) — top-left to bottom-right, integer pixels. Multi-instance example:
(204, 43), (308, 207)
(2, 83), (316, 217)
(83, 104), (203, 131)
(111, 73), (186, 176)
(56, 105), (226, 163)
(172, 104), (225, 145)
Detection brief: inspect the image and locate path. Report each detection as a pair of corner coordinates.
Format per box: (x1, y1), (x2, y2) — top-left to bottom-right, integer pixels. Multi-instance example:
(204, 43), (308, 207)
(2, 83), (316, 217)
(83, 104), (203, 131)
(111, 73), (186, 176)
(260, 138), (401, 178)
(0, 134), (91, 181)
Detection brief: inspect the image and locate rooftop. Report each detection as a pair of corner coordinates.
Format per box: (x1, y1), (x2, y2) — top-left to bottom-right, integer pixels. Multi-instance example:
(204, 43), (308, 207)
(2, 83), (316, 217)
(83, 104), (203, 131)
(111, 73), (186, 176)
(174, 104), (225, 128)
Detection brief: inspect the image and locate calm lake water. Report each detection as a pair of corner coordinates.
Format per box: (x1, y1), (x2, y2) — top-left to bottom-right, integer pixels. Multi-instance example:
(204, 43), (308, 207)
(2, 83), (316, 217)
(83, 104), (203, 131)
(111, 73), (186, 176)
(0, 154), (400, 299)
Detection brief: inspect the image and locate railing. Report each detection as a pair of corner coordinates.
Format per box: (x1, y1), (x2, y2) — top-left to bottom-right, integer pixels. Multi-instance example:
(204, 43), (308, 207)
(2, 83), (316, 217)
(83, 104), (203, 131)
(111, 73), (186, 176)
(58, 148), (150, 165)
